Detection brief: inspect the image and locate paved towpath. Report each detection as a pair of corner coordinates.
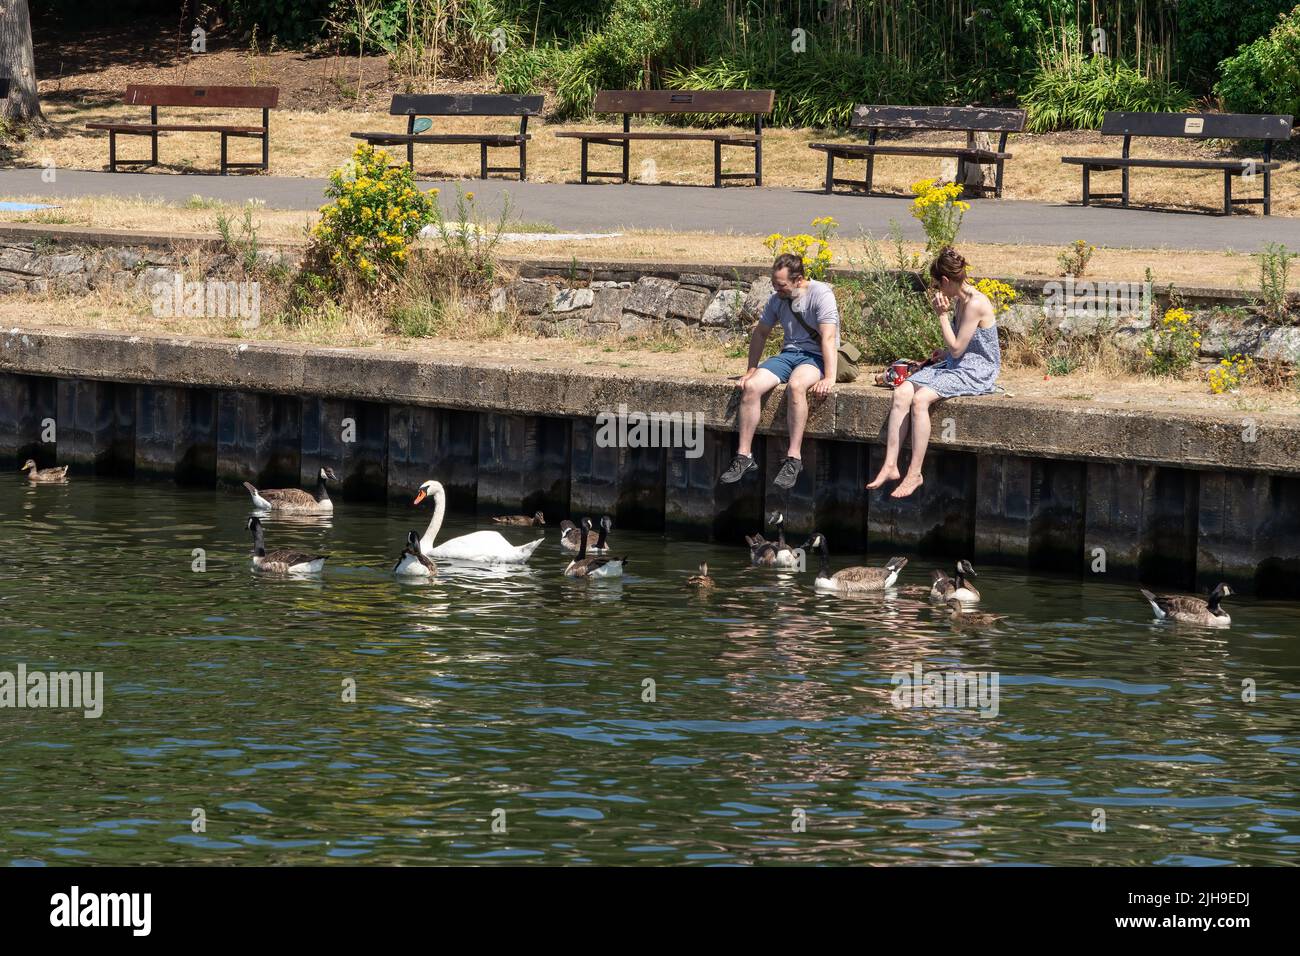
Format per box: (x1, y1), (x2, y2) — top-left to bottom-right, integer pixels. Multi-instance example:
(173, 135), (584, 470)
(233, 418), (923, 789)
(1, 167), (1296, 251)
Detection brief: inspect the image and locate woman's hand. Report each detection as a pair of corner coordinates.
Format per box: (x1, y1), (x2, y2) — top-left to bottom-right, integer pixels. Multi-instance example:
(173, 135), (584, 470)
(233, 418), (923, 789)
(931, 290), (951, 317)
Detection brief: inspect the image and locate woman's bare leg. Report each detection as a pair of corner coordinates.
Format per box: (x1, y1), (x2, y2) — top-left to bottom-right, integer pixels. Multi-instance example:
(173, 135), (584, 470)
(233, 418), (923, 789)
(866, 382), (913, 489)
(891, 386), (941, 498)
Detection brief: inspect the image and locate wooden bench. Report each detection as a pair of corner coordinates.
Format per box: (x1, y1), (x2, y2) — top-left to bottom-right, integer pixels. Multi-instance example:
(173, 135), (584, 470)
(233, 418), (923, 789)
(555, 90), (775, 187)
(86, 84), (278, 175)
(1061, 111), (1293, 216)
(350, 94), (544, 179)
(809, 105), (1025, 198)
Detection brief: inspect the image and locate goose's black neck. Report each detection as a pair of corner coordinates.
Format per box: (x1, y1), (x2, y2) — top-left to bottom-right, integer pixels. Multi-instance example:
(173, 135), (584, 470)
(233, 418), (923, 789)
(315, 472), (331, 503)
(816, 539), (830, 576)
(251, 524), (266, 557)
(595, 522), (608, 550)
(575, 525), (589, 561)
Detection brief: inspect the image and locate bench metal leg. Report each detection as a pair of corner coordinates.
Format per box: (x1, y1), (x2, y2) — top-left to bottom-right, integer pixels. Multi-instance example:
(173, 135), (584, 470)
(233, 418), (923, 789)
(755, 137), (762, 187)
(824, 153), (834, 194)
(220, 133), (228, 176)
(407, 140), (414, 169)
(622, 140), (629, 183)
(714, 140), (722, 188)
(865, 155), (875, 195)
(1121, 167), (1130, 207)
(480, 142), (488, 179)
(1224, 170), (1233, 216)
(580, 139), (588, 184)
(151, 131), (158, 167)
(1264, 167), (1272, 216)
(262, 131), (269, 171)
(994, 159), (1005, 199)
(519, 139), (527, 181)
(1082, 167), (1090, 206)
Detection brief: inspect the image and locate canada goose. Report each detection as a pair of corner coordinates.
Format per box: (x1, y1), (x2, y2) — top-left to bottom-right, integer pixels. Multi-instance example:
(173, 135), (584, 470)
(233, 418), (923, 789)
(686, 562), (715, 589)
(20, 460), (69, 483)
(931, 560), (980, 602)
(1140, 582), (1233, 627)
(246, 516), (328, 574)
(394, 530), (437, 577)
(747, 513), (798, 568)
(945, 598), (1006, 629)
(244, 467), (338, 513)
(560, 517), (607, 552)
(802, 534), (907, 593)
(563, 517), (626, 578)
(492, 511), (545, 527)
(413, 480), (543, 563)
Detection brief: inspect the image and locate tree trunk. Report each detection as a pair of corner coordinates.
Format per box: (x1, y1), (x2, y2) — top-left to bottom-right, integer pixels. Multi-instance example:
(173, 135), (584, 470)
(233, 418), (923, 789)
(0, 0), (43, 124)
(961, 131), (996, 196)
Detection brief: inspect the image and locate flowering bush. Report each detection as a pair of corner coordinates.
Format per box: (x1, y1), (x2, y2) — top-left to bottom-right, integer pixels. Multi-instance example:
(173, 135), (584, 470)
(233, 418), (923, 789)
(975, 277), (1017, 315)
(910, 179), (969, 260)
(1208, 354), (1254, 394)
(1057, 239), (1096, 278)
(311, 144), (440, 284)
(1142, 306), (1201, 376)
(763, 216), (837, 280)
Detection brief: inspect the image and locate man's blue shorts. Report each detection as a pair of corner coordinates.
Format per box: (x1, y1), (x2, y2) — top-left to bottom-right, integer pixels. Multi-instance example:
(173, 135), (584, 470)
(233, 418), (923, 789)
(760, 349), (824, 383)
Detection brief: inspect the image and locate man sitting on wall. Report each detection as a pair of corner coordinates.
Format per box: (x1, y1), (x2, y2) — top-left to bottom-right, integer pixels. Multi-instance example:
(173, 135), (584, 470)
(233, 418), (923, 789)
(719, 252), (838, 491)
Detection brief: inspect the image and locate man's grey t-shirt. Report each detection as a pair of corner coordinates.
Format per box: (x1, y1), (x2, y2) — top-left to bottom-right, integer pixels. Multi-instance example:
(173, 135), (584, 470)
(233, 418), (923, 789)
(759, 279), (840, 353)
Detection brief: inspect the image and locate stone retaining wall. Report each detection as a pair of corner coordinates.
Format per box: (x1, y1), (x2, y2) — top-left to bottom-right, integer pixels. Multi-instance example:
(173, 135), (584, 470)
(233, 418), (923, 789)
(1, 224), (1297, 364)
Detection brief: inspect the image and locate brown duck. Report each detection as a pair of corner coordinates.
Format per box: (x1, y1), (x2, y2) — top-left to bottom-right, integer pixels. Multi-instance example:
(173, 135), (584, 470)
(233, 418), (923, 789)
(21, 460), (69, 483)
(492, 511), (545, 527)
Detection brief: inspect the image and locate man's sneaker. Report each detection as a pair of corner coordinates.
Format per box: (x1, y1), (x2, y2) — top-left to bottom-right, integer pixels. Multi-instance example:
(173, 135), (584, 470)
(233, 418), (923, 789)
(772, 456), (803, 490)
(720, 454), (758, 484)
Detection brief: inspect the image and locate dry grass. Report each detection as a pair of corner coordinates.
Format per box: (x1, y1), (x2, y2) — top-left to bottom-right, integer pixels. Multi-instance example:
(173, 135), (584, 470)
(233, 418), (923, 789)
(11, 99), (1300, 216)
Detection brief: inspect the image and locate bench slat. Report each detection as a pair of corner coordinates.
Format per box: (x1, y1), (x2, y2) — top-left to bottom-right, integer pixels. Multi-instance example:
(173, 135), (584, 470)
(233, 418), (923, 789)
(88, 123), (267, 134)
(389, 93), (543, 117)
(1098, 111), (1293, 140)
(351, 132), (526, 145)
(850, 105), (1026, 132)
(592, 89), (774, 115)
(1062, 156), (1281, 170)
(556, 131), (757, 142)
(124, 84), (279, 109)
(810, 142), (1010, 159)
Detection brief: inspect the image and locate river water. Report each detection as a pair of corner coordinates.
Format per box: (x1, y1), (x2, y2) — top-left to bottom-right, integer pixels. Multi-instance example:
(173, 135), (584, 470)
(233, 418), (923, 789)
(0, 478), (1296, 866)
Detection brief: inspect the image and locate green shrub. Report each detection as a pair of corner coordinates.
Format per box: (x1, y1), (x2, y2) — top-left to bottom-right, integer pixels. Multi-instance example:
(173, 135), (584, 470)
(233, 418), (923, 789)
(308, 143), (440, 286)
(841, 234), (942, 365)
(1023, 52), (1193, 132)
(1215, 5), (1300, 116)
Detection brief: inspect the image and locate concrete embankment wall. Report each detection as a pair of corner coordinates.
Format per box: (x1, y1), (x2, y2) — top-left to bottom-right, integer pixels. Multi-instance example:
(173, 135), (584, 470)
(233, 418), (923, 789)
(2, 327), (1298, 597)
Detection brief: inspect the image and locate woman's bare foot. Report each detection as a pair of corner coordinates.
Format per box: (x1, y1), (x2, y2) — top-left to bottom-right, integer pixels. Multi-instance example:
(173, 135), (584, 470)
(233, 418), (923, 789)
(865, 466), (900, 490)
(890, 473), (924, 498)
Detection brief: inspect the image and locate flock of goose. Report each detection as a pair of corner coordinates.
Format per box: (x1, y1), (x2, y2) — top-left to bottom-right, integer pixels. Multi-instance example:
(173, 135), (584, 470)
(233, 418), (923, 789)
(23, 461), (1236, 627)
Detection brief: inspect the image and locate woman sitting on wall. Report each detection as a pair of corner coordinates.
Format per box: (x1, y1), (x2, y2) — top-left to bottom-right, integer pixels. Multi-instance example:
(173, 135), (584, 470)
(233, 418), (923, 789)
(865, 246), (1001, 499)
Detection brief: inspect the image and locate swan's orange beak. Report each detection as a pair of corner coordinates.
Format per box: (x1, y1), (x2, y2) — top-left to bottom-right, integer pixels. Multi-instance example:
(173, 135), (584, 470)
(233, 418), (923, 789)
(413, 489), (427, 506)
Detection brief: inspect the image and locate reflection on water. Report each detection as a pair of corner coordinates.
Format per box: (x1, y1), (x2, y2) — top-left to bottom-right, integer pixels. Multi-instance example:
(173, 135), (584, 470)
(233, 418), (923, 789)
(0, 478), (1297, 866)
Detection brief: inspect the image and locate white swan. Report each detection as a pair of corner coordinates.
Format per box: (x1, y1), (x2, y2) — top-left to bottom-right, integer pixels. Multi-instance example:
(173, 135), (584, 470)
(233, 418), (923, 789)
(413, 480), (544, 564)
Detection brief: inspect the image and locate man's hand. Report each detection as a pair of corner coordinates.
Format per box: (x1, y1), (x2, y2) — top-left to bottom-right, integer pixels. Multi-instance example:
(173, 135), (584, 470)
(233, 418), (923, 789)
(738, 367), (760, 389)
(811, 376), (834, 399)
